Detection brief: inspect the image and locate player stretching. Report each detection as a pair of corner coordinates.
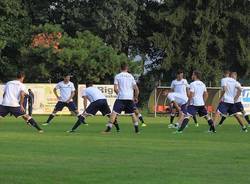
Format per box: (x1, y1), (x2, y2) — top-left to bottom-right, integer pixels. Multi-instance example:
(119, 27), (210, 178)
(0, 71), (43, 132)
(68, 81), (120, 132)
(176, 71), (216, 133)
(169, 70), (198, 128)
(103, 63), (140, 133)
(164, 90), (188, 128)
(215, 72), (248, 132)
(43, 74), (84, 126)
(218, 72), (250, 126)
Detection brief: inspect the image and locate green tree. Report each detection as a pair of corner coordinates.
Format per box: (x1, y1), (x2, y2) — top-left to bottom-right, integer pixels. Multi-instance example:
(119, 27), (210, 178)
(146, 0), (250, 85)
(0, 0), (31, 81)
(20, 24), (131, 83)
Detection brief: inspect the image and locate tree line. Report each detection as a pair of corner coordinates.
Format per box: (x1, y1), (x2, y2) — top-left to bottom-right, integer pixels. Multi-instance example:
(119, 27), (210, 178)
(0, 0), (249, 98)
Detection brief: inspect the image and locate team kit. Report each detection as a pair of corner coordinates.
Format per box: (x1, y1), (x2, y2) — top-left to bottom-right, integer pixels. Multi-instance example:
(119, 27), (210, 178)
(0, 64), (249, 134)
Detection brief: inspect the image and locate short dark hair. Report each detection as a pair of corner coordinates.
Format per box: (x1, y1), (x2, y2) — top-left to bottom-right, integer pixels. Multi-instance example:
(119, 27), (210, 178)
(120, 62), (128, 71)
(86, 81), (93, 87)
(224, 70), (230, 75)
(17, 71), (25, 79)
(193, 70), (201, 79)
(177, 69), (184, 75)
(64, 74), (72, 77)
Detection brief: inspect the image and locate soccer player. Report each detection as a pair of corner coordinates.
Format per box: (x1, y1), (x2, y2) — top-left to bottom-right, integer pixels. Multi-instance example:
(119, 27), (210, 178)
(216, 72), (248, 131)
(0, 71), (43, 132)
(43, 74), (84, 126)
(169, 70), (198, 128)
(164, 90), (188, 128)
(103, 63), (140, 133)
(23, 89), (34, 116)
(68, 81), (120, 132)
(176, 71), (216, 133)
(27, 89), (34, 116)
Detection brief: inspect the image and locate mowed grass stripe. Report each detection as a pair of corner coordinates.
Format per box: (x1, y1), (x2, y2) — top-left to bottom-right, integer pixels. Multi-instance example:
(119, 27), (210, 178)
(0, 115), (249, 184)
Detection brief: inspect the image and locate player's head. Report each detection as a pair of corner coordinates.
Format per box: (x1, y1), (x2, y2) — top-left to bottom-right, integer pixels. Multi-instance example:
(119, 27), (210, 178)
(86, 81), (93, 87)
(230, 71), (237, 80)
(120, 62), (128, 72)
(63, 74), (71, 82)
(16, 71), (25, 82)
(224, 70), (230, 78)
(192, 70), (201, 80)
(176, 69), (184, 80)
(28, 89), (32, 92)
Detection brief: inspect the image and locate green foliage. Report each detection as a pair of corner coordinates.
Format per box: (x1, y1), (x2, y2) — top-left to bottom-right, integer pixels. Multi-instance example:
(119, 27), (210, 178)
(21, 25), (130, 83)
(0, 0), (249, 88)
(147, 0), (249, 85)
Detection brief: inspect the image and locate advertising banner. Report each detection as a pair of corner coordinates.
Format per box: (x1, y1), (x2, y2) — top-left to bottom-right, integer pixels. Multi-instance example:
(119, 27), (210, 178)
(78, 85), (117, 114)
(24, 84), (71, 115)
(242, 87), (250, 115)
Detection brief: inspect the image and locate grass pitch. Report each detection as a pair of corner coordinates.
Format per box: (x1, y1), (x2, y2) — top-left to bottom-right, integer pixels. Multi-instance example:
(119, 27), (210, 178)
(0, 115), (249, 184)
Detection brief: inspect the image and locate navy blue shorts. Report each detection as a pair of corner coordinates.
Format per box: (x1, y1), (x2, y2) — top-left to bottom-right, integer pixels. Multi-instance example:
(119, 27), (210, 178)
(133, 102), (139, 111)
(217, 102), (237, 116)
(54, 101), (77, 112)
(233, 102), (244, 113)
(170, 103), (187, 114)
(86, 99), (111, 116)
(187, 105), (208, 117)
(113, 99), (135, 114)
(0, 105), (25, 118)
(180, 103), (188, 114)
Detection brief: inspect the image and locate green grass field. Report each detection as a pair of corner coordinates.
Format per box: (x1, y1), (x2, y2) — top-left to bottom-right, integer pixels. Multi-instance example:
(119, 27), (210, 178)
(0, 115), (249, 184)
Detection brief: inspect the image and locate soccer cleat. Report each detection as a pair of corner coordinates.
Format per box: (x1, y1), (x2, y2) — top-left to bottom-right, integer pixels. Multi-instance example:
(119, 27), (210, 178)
(82, 122), (89, 126)
(42, 123), (50, 126)
(174, 123), (179, 129)
(168, 124), (175, 129)
(207, 130), (216, 133)
(141, 123), (147, 127)
(242, 127), (248, 133)
(195, 123), (199, 127)
(38, 130), (44, 133)
(135, 131), (140, 134)
(67, 130), (76, 133)
(173, 130), (182, 134)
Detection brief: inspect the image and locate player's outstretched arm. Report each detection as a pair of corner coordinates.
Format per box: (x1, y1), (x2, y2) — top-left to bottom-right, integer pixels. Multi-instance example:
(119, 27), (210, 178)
(19, 91), (26, 112)
(133, 85), (139, 102)
(53, 88), (60, 100)
(83, 96), (88, 111)
(234, 87), (242, 103)
(114, 84), (119, 95)
(203, 91), (208, 102)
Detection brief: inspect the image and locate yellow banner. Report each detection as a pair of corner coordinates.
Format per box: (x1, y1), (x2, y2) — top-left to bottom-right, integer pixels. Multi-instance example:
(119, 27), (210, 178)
(0, 84), (70, 115)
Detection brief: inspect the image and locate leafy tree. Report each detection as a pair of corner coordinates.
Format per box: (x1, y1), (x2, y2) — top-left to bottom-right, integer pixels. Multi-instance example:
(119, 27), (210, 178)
(0, 0), (31, 81)
(20, 24), (131, 84)
(145, 0), (250, 85)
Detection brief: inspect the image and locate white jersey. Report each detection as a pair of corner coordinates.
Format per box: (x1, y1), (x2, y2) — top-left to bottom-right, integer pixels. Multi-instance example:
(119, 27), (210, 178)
(55, 81), (75, 102)
(114, 72), (137, 100)
(170, 79), (189, 97)
(1, 80), (26, 107)
(189, 80), (207, 106)
(167, 92), (188, 106)
(82, 86), (106, 103)
(221, 77), (241, 104)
